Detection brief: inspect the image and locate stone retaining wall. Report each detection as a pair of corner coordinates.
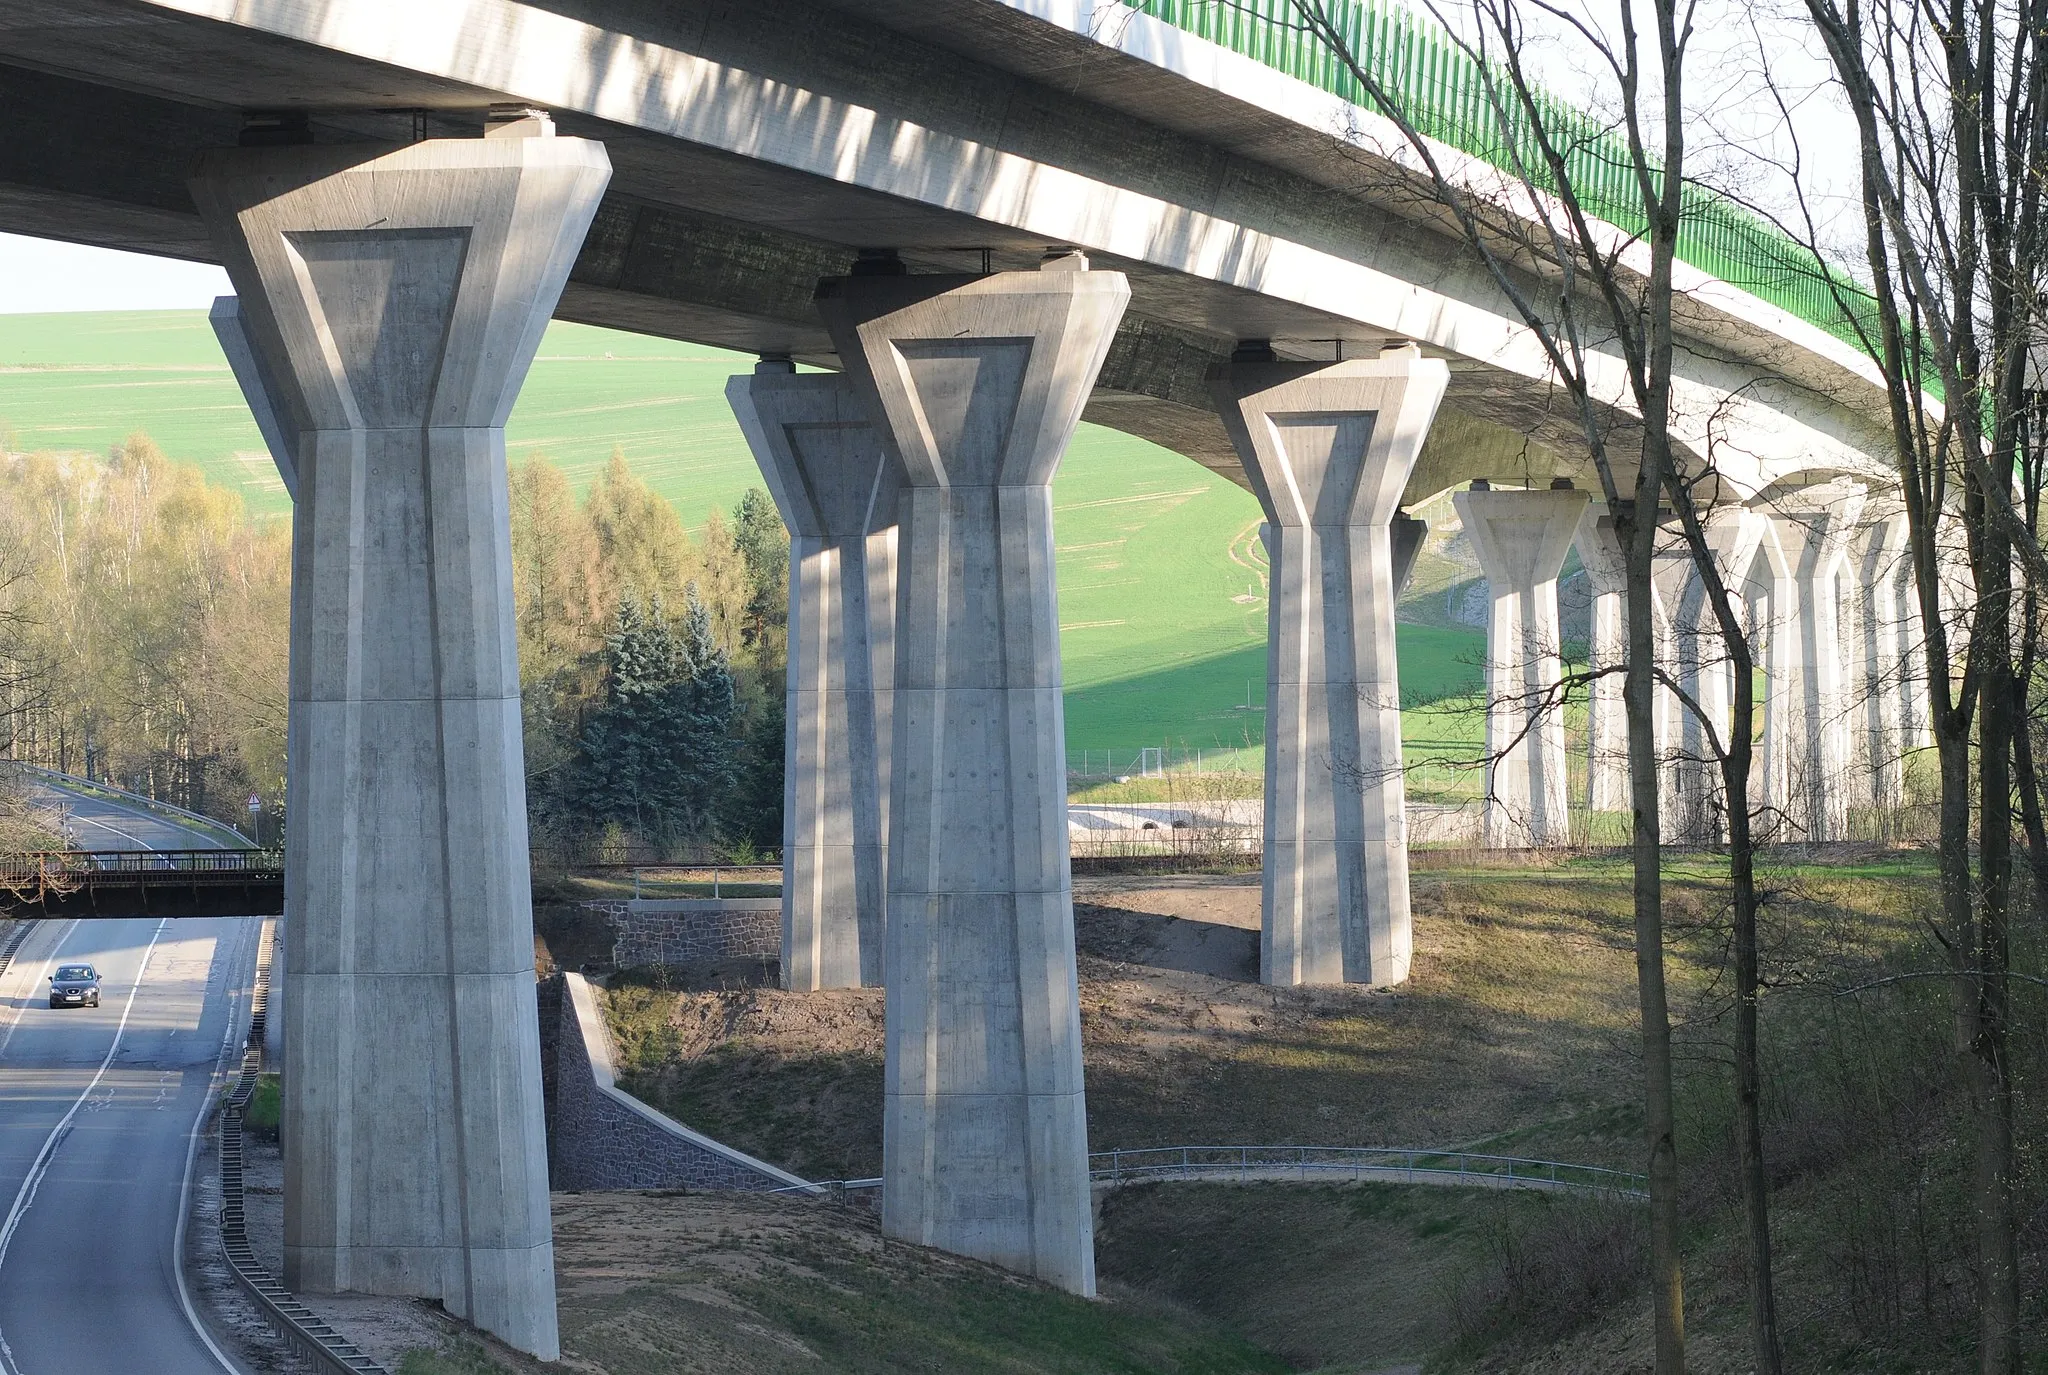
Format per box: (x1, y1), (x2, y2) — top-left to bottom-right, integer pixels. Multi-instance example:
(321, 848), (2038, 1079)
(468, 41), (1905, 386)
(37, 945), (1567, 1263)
(549, 971), (810, 1193)
(590, 898), (781, 968)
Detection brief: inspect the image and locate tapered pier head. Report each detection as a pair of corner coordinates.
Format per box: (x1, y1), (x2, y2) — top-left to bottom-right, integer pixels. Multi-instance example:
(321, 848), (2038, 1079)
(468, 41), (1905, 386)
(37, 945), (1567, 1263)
(1211, 346), (1450, 988)
(191, 133), (611, 1361)
(1759, 478), (1868, 842)
(727, 368), (900, 990)
(1454, 486), (1589, 848)
(816, 255), (1129, 1295)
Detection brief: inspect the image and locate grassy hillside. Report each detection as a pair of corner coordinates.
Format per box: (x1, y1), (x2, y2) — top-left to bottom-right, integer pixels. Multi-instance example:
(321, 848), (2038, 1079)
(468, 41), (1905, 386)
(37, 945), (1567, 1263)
(579, 856), (2048, 1372)
(0, 309), (1484, 766)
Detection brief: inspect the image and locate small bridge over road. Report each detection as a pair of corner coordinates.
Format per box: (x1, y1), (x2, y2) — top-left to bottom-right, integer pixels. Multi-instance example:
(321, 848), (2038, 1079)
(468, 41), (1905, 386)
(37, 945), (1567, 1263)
(0, 850), (284, 921)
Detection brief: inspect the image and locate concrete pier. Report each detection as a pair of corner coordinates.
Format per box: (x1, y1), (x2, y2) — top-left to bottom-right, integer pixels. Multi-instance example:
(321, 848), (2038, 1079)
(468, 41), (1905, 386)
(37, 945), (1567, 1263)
(1666, 507), (1767, 844)
(191, 132), (611, 1360)
(816, 255), (1127, 1295)
(1574, 503), (1630, 813)
(1760, 480), (1868, 841)
(1895, 554), (1934, 749)
(1213, 346), (1449, 987)
(1455, 485), (1589, 848)
(1848, 511), (1910, 811)
(727, 366), (898, 990)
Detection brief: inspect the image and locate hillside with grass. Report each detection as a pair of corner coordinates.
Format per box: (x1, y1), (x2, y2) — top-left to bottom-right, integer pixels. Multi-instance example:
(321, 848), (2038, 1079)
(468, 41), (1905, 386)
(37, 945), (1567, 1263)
(0, 309), (1485, 771)
(551, 853), (2048, 1372)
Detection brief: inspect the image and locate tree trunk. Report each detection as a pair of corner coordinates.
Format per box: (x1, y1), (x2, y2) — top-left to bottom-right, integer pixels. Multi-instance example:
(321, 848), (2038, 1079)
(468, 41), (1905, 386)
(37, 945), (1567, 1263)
(1968, 522), (2020, 1374)
(1721, 643), (1781, 1372)
(1622, 493), (1685, 1375)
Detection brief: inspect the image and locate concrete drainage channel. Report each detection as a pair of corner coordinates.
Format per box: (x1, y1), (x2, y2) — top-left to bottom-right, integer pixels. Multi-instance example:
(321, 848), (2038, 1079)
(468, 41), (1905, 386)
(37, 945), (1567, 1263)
(216, 941), (390, 1375)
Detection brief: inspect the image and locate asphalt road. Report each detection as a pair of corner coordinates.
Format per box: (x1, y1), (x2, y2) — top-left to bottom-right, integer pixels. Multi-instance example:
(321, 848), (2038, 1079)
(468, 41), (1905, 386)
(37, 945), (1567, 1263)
(0, 784), (259, 1374)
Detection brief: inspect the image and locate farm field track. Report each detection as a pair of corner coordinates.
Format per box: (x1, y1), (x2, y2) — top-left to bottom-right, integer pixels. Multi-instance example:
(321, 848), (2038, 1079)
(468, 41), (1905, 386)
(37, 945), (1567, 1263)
(0, 309), (1484, 764)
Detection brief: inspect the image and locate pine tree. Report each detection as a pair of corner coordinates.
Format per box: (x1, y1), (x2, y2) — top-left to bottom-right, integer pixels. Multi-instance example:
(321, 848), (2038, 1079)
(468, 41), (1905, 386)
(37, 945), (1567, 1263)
(570, 589), (740, 850)
(731, 487), (789, 664)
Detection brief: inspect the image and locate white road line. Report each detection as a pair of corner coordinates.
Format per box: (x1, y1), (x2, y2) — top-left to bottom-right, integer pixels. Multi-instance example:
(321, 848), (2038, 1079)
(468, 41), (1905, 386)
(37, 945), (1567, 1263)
(3, 785), (247, 1373)
(67, 810), (153, 849)
(173, 916), (257, 1375)
(0, 918), (172, 1375)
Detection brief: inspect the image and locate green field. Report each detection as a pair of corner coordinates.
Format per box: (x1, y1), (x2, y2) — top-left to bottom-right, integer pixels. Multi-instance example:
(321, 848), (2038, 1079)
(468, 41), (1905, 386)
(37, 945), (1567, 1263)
(0, 309), (1485, 767)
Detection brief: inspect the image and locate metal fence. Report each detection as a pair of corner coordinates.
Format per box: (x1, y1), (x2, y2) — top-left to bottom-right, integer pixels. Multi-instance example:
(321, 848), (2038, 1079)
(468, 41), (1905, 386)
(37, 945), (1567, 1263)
(773, 1145), (1645, 1200)
(1091, 1145), (1646, 1196)
(1067, 747), (1260, 781)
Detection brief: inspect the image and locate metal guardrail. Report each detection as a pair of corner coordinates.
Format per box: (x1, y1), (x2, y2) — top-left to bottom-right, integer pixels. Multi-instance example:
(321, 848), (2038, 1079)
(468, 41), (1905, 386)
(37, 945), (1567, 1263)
(218, 933), (390, 1375)
(9, 762), (251, 848)
(773, 1146), (1646, 1200)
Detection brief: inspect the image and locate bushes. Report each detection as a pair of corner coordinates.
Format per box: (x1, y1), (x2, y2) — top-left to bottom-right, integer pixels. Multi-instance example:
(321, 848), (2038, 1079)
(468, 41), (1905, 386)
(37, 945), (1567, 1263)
(1447, 1196), (1648, 1349)
(243, 1073), (281, 1142)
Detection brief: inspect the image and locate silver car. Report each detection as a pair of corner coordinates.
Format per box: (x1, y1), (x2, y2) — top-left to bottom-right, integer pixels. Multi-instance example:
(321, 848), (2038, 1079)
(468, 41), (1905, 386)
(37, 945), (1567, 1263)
(48, 965), (100, 1009)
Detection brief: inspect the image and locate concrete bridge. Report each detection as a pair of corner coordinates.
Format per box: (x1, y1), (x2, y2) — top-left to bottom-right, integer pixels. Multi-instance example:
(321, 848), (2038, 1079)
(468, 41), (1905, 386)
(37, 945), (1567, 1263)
(0, 0), (1918, 1359)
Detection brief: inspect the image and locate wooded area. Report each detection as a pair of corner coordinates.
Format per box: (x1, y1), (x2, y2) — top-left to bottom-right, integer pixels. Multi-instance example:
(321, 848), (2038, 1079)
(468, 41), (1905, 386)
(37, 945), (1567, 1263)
(0, 437), (788, 855)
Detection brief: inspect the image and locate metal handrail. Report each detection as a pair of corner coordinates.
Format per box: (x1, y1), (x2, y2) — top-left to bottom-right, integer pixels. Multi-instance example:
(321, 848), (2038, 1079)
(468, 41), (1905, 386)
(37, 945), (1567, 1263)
(776, 1146), (1645, 1200)
(1088, 1145), (1645, 1196)
(630, 865), (783, 900)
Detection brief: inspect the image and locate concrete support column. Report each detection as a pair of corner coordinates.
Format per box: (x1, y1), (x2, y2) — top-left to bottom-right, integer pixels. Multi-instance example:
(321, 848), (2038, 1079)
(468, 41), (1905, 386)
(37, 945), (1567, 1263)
(1896, 554), (1934, 749)
(817, 256), (1128, 1295)
(192, 133), (611, 1361)
(1212, 347), (1448, 987)
(1574, 503), (1630, 813)
(1847, 512), (1909, 811)
(727, 366), (898, 990)
(1666, 508), (1767, 845)
(1760, 480), (1868, 841)
(1455, 484), (1590, 847)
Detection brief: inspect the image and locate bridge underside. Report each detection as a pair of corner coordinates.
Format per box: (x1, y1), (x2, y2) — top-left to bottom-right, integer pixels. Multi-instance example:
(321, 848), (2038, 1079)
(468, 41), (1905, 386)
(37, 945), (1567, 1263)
(0, 0), (1627, 503)
(0, 876), (284, 919)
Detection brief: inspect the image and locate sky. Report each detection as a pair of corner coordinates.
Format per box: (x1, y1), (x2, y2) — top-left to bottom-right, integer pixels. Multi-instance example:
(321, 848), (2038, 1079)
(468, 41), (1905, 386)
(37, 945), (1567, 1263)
(0, 233), (231, 314)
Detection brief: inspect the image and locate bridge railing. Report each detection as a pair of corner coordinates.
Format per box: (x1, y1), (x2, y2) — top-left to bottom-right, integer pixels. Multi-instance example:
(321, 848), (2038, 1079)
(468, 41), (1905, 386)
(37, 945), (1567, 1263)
(0, 849), (281, 881)
(1117, 0), (1879, 353)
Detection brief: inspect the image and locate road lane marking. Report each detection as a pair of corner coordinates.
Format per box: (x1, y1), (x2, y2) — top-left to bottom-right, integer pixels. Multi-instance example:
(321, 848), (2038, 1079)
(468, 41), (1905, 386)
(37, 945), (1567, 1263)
(0, 917), (170, 1375)
(67, 810), (153, 849)
(173, 917), (256, 1375)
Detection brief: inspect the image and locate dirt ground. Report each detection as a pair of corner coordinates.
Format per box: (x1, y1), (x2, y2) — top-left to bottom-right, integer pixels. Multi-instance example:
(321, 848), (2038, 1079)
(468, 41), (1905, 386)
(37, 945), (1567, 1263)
(604, 869), (1647, 1184)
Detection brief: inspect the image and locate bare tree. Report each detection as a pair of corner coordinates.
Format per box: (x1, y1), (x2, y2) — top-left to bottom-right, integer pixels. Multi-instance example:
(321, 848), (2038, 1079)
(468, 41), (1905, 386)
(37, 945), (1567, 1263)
(1782, 0), (2045, 1363)
(1268, 0), (1811, 1367)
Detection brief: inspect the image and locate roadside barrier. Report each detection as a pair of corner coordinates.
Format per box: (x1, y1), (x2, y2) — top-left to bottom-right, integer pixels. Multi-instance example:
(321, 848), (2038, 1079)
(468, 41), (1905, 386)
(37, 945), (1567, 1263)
(10, 763), (249, 848)
(217, 931), (390, 1375)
